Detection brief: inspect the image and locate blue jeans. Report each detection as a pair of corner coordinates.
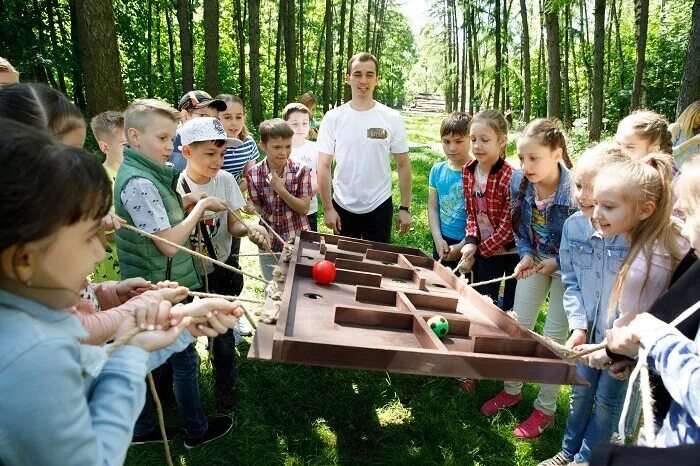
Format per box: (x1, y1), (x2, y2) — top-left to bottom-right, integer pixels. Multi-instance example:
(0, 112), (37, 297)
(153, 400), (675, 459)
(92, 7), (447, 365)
(562, 361), (628, 463)
(134, 343), (208, 437)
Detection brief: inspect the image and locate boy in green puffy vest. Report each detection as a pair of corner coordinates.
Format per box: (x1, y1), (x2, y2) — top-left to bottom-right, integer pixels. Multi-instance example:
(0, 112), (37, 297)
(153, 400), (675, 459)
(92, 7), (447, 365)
(115, 98), (234, 448)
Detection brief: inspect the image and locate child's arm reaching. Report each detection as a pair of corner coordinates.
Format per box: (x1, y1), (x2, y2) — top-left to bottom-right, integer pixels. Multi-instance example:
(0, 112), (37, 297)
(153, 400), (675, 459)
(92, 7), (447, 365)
(153, 196), (228, 257)
(428, 188), (449, 258)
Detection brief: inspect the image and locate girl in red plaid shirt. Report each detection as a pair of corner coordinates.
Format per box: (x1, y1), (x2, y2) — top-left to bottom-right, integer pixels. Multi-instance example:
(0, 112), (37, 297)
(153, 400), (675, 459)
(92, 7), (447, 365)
(459, 110), (519, 312)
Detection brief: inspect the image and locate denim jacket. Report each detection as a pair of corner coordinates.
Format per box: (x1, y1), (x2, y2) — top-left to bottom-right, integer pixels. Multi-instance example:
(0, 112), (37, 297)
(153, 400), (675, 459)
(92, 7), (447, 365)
(643, 323), (700, 447)
(559, 212), (629, 343)
(510, 163), (578, 265)
(0, 290), (193, 465)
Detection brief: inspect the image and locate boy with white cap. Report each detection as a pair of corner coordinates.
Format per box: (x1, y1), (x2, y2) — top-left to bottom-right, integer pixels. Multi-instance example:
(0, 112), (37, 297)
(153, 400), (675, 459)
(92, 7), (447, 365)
(176, 117), (269, 409)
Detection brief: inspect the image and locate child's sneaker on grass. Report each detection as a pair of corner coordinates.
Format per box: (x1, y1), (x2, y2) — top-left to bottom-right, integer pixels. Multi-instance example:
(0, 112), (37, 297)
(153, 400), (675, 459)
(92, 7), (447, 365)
(480, 390), (522, 415)
(184, 415), (233, 449)
(457, 377), (476, 392)
(537, 451), (572, 466)
(513, 409), (555, 439)
(131, 426), (181, 445)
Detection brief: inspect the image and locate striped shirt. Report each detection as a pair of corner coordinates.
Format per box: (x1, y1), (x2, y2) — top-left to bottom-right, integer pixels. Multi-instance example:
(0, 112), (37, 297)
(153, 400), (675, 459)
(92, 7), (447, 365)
(222, 136), (260, 181)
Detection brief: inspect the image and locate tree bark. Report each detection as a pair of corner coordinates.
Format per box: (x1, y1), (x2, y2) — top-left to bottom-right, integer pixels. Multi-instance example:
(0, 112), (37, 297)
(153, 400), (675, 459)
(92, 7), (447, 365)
(630, 0), (649, 110)
(494, 0), (501, 110)
(460, 10), (467, 113)
(590, 0), (606, 141)
(73, 0), (126, 117)
(365, 0), (372, 51)
(563, 2), (571, 127)
(273, 2), (283, 115)
(176, 0), (194, 92)
(284, 0), (297, 102)
(613, 0), (625, 116)
(299, 0), (304, 92)
(677, 0), (700, 117)
(249, 0), (263, 124)
(323, 0), (333, 112)
(147, 0), (153, 97)
(545, 0), (561, 118)
(203, 0), (220, 95)
(234, 0), (246, 100)
(165, 6), (178, 105)
(344, 0), (355, 101)
(520, 0), (531, 122)
(336, 0), (347, 106)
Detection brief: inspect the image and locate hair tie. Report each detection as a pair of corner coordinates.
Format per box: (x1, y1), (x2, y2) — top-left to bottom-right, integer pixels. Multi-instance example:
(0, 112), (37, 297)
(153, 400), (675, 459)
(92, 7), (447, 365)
(643, 156), (655, 168)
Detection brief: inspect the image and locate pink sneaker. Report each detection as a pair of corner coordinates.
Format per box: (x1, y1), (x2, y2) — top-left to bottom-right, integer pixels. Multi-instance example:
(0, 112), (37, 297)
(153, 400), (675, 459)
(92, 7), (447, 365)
(513, 409), (556, 439)
(480, 390), (523, 415)
(457, 377), (476, 392)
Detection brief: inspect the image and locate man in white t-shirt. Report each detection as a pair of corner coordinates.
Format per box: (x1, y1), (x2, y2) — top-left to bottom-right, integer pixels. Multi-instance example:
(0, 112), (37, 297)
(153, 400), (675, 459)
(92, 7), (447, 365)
(283, 102), (320, 231)
(317, 52), (412, 243)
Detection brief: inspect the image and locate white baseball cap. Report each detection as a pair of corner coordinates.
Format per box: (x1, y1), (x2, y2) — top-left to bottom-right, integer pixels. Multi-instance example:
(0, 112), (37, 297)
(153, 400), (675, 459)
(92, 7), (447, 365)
(179, 117), (242, 148)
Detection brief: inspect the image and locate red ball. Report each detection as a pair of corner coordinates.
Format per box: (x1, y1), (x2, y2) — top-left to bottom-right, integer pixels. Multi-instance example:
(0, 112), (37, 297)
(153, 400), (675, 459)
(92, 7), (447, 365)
(312, 260), (336, 285)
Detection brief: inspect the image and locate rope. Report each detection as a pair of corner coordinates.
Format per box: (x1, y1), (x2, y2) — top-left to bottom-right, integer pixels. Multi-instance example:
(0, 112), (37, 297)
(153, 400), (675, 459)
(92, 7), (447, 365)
(147, 372), (173, 466)
(187, 291), (260, 330)
(469, 273), (517, 288)
(120, 224), (267, 284)
(256, 215), (286, 245)
(226, 207), (278, 259)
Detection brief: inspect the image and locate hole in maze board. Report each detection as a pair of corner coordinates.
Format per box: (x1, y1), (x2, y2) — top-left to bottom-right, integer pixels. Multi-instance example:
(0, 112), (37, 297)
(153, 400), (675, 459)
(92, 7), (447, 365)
(302, 255), (315, 260)
(392, 278), (408, 284)
(382, 261), (394, 265)
(303, 293), (324, 300)
(432, 283), (447, 288)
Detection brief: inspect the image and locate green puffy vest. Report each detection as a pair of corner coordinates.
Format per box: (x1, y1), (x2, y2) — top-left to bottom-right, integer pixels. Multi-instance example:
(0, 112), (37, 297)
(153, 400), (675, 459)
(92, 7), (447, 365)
(114, 147), (201, 290)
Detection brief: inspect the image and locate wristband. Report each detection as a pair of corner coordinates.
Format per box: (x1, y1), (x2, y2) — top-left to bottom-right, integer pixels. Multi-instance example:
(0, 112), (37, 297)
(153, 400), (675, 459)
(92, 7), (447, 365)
(399, 205), (410, 213)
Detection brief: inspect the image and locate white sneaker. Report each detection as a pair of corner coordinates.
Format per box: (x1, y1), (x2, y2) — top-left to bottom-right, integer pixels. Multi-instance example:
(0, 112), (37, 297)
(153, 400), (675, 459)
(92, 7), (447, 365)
(237, 316), (254, 337)
(538, 452), (572, 466)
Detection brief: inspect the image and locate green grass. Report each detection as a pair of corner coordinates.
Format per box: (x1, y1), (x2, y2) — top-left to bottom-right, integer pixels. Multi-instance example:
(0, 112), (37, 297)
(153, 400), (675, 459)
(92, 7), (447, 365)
(125, 113), (568, 466)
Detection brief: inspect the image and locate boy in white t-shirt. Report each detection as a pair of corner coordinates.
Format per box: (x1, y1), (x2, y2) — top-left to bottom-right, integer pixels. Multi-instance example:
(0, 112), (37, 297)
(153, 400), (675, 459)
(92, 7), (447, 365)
(317, 52), (412, 243)
(283, 102), (320, 231)
(177, 117), (269, 408)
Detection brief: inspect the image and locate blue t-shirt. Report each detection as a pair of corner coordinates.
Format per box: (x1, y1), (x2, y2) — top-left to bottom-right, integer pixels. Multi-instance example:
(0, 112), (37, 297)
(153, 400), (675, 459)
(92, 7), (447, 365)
(428, 160), (467, 240)
(223, 137), (260, 181)
(167, 132), (187, 172)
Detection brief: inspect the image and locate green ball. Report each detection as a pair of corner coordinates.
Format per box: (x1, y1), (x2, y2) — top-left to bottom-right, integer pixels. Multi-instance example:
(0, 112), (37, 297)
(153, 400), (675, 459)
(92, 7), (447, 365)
(427, 315), (449, 338)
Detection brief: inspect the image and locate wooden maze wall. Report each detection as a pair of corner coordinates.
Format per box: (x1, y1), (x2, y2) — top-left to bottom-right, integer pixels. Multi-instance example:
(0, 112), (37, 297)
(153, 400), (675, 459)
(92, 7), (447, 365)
(249, 231), (581, 385)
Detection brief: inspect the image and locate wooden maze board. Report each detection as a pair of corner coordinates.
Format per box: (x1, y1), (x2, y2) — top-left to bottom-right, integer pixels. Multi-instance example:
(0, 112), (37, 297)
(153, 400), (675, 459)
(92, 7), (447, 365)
(249, 231), (582, 385)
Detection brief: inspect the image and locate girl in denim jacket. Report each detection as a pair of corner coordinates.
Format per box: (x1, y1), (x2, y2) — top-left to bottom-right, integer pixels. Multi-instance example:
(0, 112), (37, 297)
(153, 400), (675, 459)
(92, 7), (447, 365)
(480, 118), (577, 439)
(540, 145), (630, 466)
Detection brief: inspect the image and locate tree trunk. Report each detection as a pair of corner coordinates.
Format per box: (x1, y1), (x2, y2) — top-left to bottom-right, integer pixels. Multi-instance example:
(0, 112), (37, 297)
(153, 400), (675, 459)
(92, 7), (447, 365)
(590, 0), (606, 141)
(630, 0), (649, 110)
(571, 16), (581, 118)
(147, 0), (153, 97)
(563, 3), (571, 127)
(165, 6), (178, 105)
(73, 0), (126, 117)
(494, 0), (501, 110)
(156, 5), (164, 94)
(344, 0), (355, 101)
(176, 0), (194, 92)
(677, 0), (700, 117)
(471, 8), (480, 111)
(313, 28), (324, 92)
(249, 0), (263, 124)
(45, 0), (67, 94)
(520, 0), (531, 122)
(203, 0), (220, 95)
(545, 0), (561, 118)
(284, 0), (297, 102)
(460, 12), (468, 112)
(273, 3), (283, 115)
(336, 0), (347, 106)
(613, 0), (625, 117)
(68, 0), (86, 109)
(234, 0), (246, 100)
(605, 0), (613, 89)
(299, 0), (304, 92)
(323, 0), (333, 112)
(580, 0), (593, 125)
(365, 0), (371, 51)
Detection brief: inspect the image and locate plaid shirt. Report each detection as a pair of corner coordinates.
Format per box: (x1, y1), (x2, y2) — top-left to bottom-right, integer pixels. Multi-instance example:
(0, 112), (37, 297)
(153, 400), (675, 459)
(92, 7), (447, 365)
(247, 158), (312, 251)
(462, 158), (515, 257)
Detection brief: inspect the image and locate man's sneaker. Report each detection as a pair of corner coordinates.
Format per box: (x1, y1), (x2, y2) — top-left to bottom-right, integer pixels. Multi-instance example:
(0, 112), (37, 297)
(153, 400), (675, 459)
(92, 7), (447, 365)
(237, 316), (254, 337)
(184, 415), (233, 449)
(480, 390), (523, 415)
(537, 451), (572, 466)
(457, 377), (476, 392)
(131, 427), (181, 445)
(513, 409), (556, 439)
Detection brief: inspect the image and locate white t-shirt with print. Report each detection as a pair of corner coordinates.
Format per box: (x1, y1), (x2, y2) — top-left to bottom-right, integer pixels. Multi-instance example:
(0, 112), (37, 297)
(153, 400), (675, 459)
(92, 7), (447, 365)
(290, 140), (319, 215)
(176, 170), (246, 275)
(316, 101), (409, 214)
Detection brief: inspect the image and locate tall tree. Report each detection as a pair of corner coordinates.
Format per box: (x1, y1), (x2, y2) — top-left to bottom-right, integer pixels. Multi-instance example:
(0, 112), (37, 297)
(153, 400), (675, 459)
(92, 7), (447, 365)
(233, 0), (247, 100)
(336, 0), (347, 106)
(630, 0), (649, 110)
(677, 0), (700, 116)
(284, 0), (297, 102)
(176, 0), (194, 92)
(72, 0), (126, 117)
(545, 0), (561, 118)
(204, 0), (220, 95)
(299, 0), (305, 92)
(365, 0), (372, 50)
(249, 0), (263, 124)
(520, 0), (531, 122)
(590, 0), (606, 141)
(344, 0), (355, 101)
(323, 0), (333, 111)
(146, 0), (153, 97)
(563, 2), (572, 127)
(494, 0), (501, 110)
(165, 6), (178, 105)
(273, 2), (284, 114)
